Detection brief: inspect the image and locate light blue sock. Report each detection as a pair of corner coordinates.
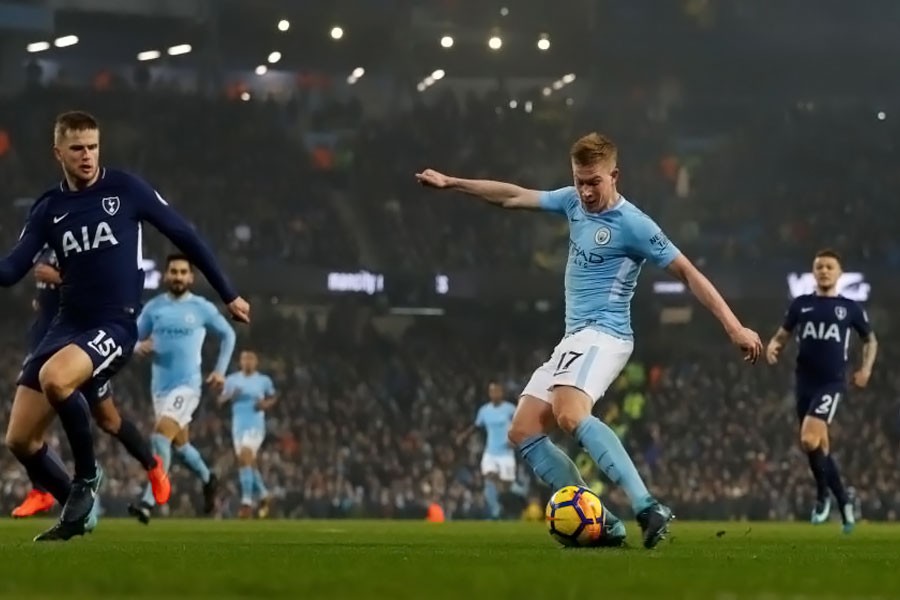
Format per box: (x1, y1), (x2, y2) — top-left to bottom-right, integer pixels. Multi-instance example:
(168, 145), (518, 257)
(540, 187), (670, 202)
(483, 479), (501, 519)
(573, 416), (654, 514)
(239, 467), (255, 504)
(174, 443), (211, 484)
(252, 469), (268, 499)
(519, 434), (587, 490)
(141, 433), (173, 507)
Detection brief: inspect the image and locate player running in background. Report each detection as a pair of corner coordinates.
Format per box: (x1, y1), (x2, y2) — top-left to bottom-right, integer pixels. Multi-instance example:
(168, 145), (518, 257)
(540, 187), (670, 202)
(220, 351), (277, 518)
(456, 382), (516, 519)
(416, 132), (762, 549)
(127, 253), (236, 524)
(766, 249), (877, 533)
(0, 110), (249, 541)
(12, 249), (169, 518)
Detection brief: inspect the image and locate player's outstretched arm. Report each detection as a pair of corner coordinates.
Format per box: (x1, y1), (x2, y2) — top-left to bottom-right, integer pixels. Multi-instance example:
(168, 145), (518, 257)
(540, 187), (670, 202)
(853, 332), (878, 388)
(1, 202), (49, 286)
(415, 168), (543, 209)
(133, 179), (250, 323)
(666, 254), (762, 363)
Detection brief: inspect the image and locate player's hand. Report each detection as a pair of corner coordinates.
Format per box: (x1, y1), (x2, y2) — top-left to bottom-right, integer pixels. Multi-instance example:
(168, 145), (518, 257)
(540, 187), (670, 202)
(228, 297), (251, 323)
(852, 369), (872, 388)
(415, 169), (453, 189)
(765, 340), (782, 365)
(34, 263), (62, 285)
(206, 371), (226, 393)
(729, 327), (762, 364)
(134, 338), (154, 357)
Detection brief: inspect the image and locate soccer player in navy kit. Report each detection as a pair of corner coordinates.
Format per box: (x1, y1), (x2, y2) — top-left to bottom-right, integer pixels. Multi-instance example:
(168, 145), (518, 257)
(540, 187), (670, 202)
(766, 250), (878, 533)
(0, 111), (250, 541)
(11, 249), (170, 519)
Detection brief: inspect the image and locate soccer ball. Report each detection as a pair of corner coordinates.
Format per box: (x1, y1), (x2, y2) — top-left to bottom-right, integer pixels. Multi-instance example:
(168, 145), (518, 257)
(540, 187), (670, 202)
(545, 485), (605, 547)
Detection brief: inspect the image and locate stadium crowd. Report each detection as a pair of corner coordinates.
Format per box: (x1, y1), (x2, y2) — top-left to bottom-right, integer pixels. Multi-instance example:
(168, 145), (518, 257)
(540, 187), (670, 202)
(1, 84), (898, 522)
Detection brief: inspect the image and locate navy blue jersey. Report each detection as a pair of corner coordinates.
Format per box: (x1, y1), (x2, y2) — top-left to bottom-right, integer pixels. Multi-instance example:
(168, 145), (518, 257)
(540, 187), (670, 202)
(0, 168), (237, 320)
(782, 294), (872, 387)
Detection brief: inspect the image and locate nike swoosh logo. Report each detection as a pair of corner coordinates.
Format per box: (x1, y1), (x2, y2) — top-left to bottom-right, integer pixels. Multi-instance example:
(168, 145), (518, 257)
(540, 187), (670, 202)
(53, 213), (69, 223)
(801, 307), (813, 313)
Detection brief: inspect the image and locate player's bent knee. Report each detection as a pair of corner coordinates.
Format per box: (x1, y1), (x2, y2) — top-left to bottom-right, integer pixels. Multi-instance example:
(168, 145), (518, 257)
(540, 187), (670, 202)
(550, 386), (592, 433)
(508, 395), (551, 446)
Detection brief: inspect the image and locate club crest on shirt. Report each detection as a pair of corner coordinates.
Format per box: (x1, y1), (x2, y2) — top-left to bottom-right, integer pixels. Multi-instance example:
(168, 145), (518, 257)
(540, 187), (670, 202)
(594, 227), (611, 246)
(835, 306), (847, 320)
(102, 196), (120, 216)
(185, 312), (197, 325)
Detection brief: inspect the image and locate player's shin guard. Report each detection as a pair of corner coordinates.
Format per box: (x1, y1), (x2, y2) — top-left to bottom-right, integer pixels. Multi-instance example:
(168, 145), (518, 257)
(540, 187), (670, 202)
(238, 467), (254, 505)
(807, 448), (830, 502)
(174, 443), (211, 484)
(518, 434), (587, 490)
(52, 391), (97, 480)
(823, 454), (850, 506)
(807, 449), (829, 502)
(115, 419), (157, 471)
(12, 444), (71, 505)
(483, 480), (501, 519)
(573, 416), (654, 514)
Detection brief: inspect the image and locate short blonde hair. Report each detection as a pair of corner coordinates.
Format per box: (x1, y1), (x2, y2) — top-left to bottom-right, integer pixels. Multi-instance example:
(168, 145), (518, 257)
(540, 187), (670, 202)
(570, 132), (618, 167)
(53, 110), (99, 144)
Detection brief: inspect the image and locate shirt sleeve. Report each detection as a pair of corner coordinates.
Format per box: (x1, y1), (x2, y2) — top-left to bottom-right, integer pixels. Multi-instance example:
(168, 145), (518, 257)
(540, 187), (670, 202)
(538, 186), (576, 216)
(781, 298), (800, 332)
(264, 376), (276, 397)
(0, 199), (49, 286)
(851, 302), (873, 339)
(626, 211), (680, 268)
(203, 301), (236, 374)
(475, 406), (485, 427)
(136, 300), (154, 340)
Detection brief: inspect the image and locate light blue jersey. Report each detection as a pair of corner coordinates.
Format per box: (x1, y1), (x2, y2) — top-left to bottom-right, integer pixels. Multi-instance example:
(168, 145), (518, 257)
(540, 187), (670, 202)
(137, 292), (236, 397)
(539, 189), (680, 339)
(475, 401), (516, 456)
(224, 371), (276, 433)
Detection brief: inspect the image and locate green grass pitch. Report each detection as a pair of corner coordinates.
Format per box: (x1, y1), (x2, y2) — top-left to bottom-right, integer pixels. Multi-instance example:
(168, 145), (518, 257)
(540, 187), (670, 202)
(0, 519), (897, 599)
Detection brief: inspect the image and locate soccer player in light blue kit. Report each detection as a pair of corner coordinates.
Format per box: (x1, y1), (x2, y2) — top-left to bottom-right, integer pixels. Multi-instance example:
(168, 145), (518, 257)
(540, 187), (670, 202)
(220, 350), (277, 518)
(457, 382), (517, 519)
(417, 132), (762, 548)
(128, 253), (236, 524)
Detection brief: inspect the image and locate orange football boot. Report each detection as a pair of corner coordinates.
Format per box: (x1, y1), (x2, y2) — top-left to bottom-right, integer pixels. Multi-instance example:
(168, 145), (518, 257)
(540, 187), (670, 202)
(12, 489), (56, 518)
(238, 504), (253, 519)
(147, 455), (171, 505)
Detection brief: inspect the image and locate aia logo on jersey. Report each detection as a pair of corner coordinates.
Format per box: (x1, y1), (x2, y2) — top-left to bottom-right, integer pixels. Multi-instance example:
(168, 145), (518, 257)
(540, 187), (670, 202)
(102, 196), (120, 216)
(800, 322), (842, 342)
(835, 306), (847, 320)
(61, 222), (120, 256)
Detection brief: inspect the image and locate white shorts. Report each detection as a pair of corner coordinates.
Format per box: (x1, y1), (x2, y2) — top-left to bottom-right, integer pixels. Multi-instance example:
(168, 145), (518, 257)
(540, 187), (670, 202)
(233, 428), (266, 455)
(521, 328), (634, 404)
(481, 453), (516, 482)
(153, 386), (201, 428)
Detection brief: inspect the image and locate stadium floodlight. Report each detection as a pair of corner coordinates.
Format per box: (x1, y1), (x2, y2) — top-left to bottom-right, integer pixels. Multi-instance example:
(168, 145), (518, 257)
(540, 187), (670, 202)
(277, 19), (290, 32)
(54, 35), (79, 48)
(488, 36), (502, 50)
(537, 34), (550, 51)
(268, 51), (282, 64)
(877, 111), (886, 121)
(167, 44), (192, 56)
(524, 101), (533, 113)
(352, 67), (365, 78)
(255, 65), (268, 76)
(330, 26), (344, 40)
(509, 100), (518, 109)
(26, 41), (50, 53)
(440, 35), (454, 48)
(240, 91), (250, 101)
(137, 50), (161, 61)
(424, 76), (435, 86)
(500, 7), (509, 16)
(552, 80), (564, 90)
(431, 69), (445, 80)
(416, 82), (427, 92)
(562, 73), (576, 84)
(542, 87), (552, 96)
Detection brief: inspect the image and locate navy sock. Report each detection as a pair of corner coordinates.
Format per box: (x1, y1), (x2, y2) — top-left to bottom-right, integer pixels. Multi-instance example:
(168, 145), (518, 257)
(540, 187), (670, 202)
(52, 390), (97, 480)
(806, 448), (829, 503)
(12, 444), (71, 505)
(114, 419), (157, 471)
(823, 454), (849, 506)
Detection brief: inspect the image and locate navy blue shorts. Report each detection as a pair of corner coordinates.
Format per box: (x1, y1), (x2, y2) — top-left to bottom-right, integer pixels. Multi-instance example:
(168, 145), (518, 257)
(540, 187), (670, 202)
(795, 382), (845, 425)
(18, 315), (136, 404)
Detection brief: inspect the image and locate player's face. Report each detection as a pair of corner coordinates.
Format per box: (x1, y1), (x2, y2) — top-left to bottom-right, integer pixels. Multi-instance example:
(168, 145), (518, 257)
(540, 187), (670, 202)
(53, 128), (100, 186)
(571, 160), (619, 213)
(240, 351), (258, 372)
(164, 260), (194, 296)
(813, 256), (842, 292)
(488, 383), (503, 403)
